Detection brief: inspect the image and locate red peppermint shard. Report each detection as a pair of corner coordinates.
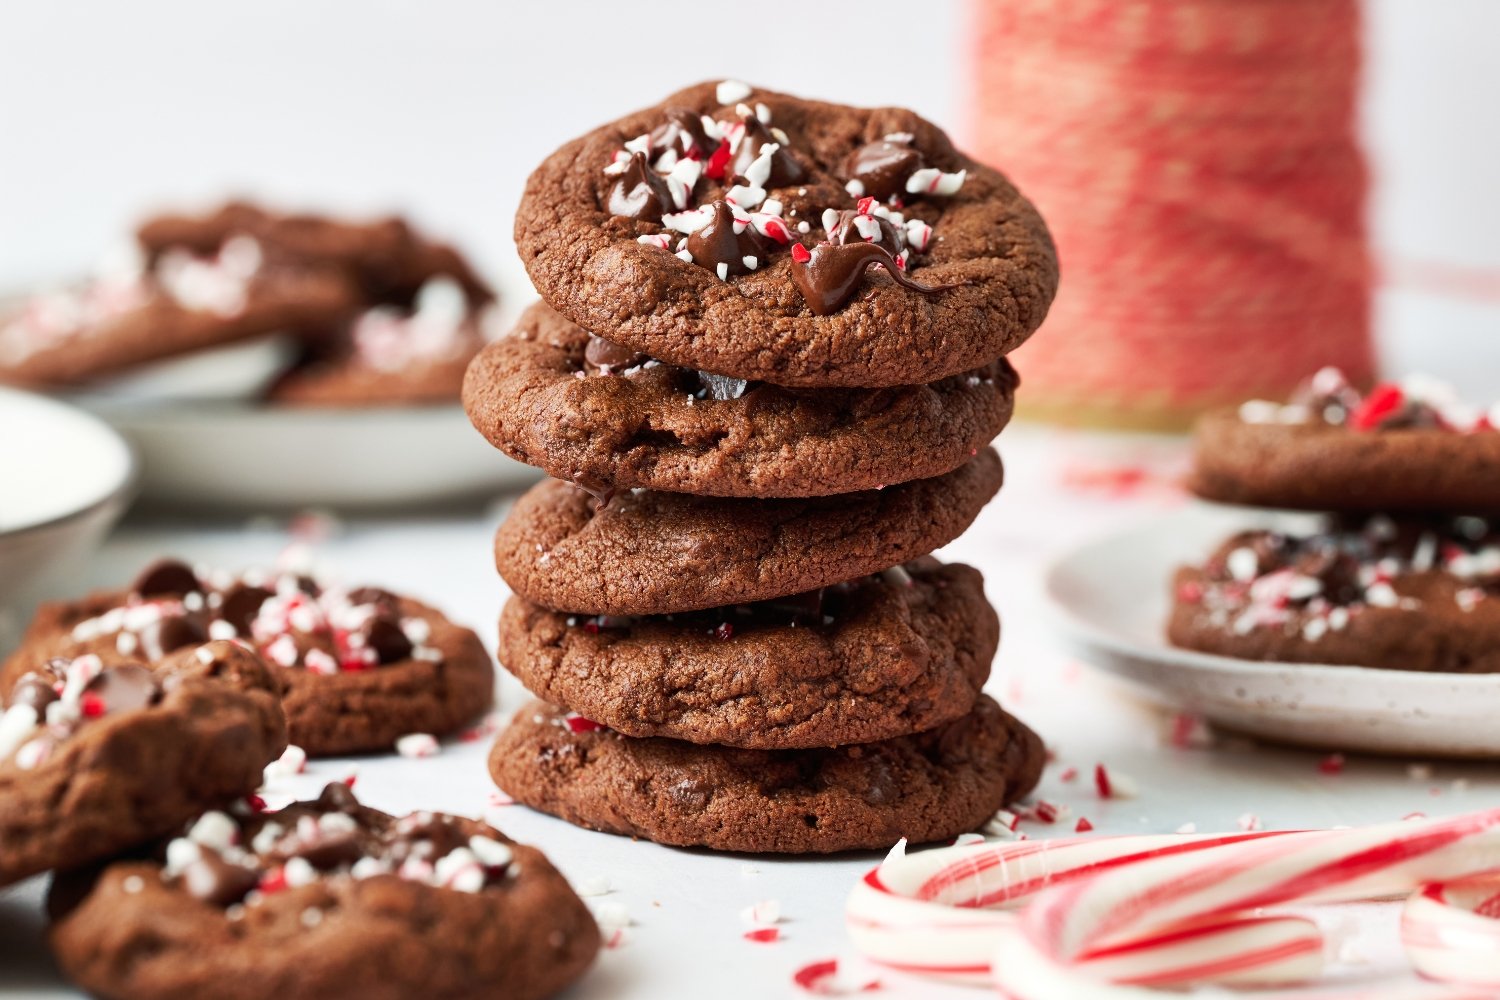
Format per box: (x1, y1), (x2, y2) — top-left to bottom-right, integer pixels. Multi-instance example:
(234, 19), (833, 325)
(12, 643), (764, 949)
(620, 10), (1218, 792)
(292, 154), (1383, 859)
(705, 141), (733, 180)
(790, 243), (812, 263)
(1349, 383), (1405, 431)
(566, 715), (605, 733)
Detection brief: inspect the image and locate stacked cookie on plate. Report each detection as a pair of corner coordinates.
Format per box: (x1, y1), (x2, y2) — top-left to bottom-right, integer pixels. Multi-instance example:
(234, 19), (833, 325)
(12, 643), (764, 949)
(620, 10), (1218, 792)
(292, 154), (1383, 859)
(465, 80), (1059, 852)
(1171, 368), (1500, 673)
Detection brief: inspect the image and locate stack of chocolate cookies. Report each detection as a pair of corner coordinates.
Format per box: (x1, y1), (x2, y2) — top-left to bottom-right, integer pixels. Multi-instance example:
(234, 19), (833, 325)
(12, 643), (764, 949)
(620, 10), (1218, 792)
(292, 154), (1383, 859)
(1172, 368), (1500, 673)
(464, 81), (1059, 852)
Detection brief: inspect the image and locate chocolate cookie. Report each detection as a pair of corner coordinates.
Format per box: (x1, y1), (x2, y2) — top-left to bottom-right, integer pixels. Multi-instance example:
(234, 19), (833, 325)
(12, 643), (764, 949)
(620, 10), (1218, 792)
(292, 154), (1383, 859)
(1168, 515), (1500, 672)
(500, 559), (996, 749)
(1191, 368), (1500, 513)
(463, 301), (1017, 497)
(49, 783), (599, 1000)
(3, 559), (495, 757)
(489, 694), (1042, 854)
(515, 80), (1057, 388)
(0, 642), (285, 888)
(138, 200), (495, 308)
(272, 278), (494, 407)
(495, 448), (1003, 615)
(0, 239), (356, 388)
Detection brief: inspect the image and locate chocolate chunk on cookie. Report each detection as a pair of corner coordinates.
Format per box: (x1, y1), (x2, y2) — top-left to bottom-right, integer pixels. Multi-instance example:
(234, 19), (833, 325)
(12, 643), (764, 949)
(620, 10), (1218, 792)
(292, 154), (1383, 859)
(1168, 515), (1500, 672)
(495, 448), (1003, 615)
(500, 559), (996, 748)
(49, 783), (599, 1000)
(489, 695), (1043, 854)
(1190, 368), (1500, 513)
(2, 560), (495, 757)
(463, 301), (1016, 497)
(0, 642), (286, 888)
(515, 80), (1057, 388)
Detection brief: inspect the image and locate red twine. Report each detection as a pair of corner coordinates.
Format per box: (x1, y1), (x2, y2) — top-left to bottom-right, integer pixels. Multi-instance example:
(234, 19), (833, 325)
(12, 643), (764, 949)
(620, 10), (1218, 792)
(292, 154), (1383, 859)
(972, 0), (1374, 425)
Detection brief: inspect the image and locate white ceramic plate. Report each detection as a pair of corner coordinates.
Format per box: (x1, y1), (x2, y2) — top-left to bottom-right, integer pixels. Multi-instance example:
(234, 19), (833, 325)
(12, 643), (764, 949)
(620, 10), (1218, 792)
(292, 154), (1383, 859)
(0, 387), (135, 616)
(1044, 505), (1500, 758)
(85, 402), (537, 510)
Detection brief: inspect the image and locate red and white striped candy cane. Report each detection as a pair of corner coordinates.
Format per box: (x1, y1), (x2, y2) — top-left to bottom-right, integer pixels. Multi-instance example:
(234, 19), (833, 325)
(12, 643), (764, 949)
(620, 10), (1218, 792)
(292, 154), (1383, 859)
(1402, 873), (1500, 989)
(846, 830), (1297, 984)
(995, 810), (1500, 998)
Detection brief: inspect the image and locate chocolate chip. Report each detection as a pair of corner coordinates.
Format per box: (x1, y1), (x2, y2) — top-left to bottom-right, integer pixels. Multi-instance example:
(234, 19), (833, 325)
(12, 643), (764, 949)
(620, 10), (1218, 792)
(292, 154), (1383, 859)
(844, 137), (924, 201)
(140, 616), (208, 661)
(132, 559), (202, 599)
(8, 674), (59, 712)
(825, 208), (903, 257)
(684, 201), (771, 278)
(764, 588), (825, 626)
(181, 851), (260, 907)
(789, 241), (956, 316)
(295, 831), (365, 870)
(346, 587), (398, 608)
(648, 107), (714, 160)
(605, 151), (676, 223)
(584, 335), (649, 374)
(729, 114), (804, 188)
(218, 584), (273, 635)
(317, 781), (360, 814)
(361, 615), (414, 664)
(83, 665), (160, 715)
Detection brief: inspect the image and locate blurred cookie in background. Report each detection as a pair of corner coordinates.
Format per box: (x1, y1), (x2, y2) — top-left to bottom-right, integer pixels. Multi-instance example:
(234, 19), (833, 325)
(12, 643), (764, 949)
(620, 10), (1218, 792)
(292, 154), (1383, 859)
(270, 276), (497, 408)
(1, 199), (497, 408)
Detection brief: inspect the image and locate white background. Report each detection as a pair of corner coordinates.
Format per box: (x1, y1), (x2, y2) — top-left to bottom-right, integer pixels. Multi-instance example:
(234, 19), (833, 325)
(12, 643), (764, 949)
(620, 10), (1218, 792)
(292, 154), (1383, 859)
(1, 0), (1497, 390)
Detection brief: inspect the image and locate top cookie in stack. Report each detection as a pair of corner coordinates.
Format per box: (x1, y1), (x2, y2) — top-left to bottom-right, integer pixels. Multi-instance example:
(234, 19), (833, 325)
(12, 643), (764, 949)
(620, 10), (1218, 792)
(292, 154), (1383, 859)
(465, 80), (1058, 853)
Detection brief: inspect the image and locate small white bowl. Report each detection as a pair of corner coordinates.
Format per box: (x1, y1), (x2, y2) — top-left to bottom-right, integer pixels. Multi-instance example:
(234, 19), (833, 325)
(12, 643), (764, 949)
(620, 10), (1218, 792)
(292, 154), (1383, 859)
(86, 402), (536, 511)
(0, 386), (136, 613)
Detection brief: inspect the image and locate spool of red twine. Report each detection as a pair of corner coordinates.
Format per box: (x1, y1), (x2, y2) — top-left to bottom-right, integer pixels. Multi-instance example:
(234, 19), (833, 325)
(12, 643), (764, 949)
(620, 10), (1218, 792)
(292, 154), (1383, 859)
(972, 0), (1374, 428)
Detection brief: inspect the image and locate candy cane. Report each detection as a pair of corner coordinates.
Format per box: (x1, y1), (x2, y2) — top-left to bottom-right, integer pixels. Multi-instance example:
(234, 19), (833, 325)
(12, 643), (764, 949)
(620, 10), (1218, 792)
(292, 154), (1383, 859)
(847, 811), (1500, 996)
(996, 810), (1500, 999)
(1029, 811), (1500, 963)
(1402, 873), (1500, 988)
(847, 830), (1298, 984)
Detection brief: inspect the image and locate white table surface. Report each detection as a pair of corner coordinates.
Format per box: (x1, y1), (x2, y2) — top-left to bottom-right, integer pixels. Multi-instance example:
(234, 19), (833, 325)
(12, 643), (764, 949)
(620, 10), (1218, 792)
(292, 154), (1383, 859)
(3, 425), (1497, 999)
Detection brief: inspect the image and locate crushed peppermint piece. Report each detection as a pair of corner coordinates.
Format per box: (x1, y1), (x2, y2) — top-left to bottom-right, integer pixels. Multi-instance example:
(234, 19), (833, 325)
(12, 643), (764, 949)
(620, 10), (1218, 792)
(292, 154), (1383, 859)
(904, 167), (966, 196)
(740, 899), (782, 927)
(792, 958), (882, 995)
(395, 732), (440, 758)
(575, 875), (612, 897)
(1093, 763), (1138, 800)
(716, 80), (752, 105)
(264, 744), (308, 781)
(1238, 813), (1262, 831)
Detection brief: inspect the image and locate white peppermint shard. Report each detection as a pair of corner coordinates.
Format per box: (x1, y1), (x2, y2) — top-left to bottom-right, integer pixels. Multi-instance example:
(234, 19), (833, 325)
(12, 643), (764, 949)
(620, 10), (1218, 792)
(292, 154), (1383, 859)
(905, 167), (967, 196)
